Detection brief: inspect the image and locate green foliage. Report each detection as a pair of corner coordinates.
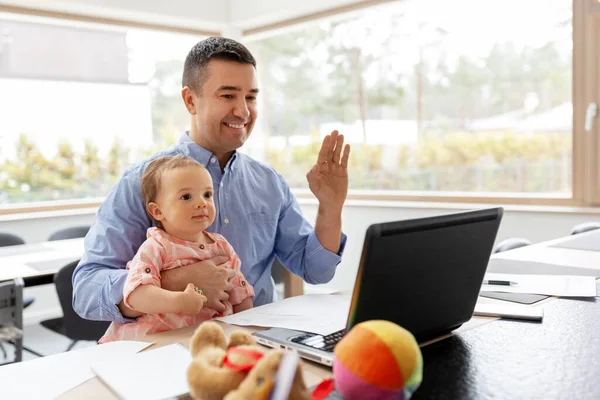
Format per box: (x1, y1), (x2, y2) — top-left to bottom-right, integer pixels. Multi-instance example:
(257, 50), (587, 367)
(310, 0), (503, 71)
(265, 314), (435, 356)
(264, 130), (571, 193)
(0, 133), (131, 203)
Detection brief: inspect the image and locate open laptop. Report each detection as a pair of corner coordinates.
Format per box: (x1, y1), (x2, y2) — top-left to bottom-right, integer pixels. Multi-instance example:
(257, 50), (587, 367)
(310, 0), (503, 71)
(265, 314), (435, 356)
(253, 208), (503, 366)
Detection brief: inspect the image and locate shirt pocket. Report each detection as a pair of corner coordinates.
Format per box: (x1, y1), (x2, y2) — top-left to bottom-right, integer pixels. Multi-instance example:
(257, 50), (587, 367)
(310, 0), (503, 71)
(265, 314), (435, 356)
(247, 211), (278, 261)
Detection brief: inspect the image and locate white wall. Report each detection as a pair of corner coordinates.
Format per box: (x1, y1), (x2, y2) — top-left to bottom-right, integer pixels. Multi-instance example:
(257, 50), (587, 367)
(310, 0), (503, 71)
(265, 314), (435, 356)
(3, 202), (599, 325)
(1, 0), (370, 32)
(0, 0), (229, 31)
(228, 0), (370, 30)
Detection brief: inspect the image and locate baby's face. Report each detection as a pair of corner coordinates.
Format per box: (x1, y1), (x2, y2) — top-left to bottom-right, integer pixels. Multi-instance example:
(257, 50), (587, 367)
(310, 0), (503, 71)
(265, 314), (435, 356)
(154, 165), (216, 240)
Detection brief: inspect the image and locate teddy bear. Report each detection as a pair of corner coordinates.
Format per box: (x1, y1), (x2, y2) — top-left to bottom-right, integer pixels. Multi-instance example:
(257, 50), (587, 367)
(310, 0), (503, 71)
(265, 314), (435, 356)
(187, 321), (311, 400)
(224, 350), (310, 400)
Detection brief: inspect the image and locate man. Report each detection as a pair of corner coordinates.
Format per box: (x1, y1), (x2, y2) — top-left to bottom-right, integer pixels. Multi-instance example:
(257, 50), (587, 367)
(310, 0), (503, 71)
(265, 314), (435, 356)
(72, 37), (351, 323)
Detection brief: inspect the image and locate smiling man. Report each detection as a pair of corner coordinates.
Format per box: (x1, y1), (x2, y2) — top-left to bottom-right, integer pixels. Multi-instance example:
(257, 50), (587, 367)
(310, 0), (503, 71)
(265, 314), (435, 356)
(72, 37), (351, 323)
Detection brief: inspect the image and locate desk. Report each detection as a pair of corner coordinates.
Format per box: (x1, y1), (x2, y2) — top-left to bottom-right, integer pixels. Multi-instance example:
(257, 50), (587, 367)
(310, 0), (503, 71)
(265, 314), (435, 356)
(47, 234), (600, 398)
(60, 289), (600, 399)
(415, 279), (600, 400)
(59, 321), (332, 400)
(491, 229), (600, 277)
(0, 238), (83, 286)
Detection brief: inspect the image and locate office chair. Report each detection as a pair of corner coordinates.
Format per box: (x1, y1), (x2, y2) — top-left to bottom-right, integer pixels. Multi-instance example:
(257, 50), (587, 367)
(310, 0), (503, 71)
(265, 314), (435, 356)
(0, 232), (26, 247)
(39, 260), (110, 353)
(571, 222), (600, 236)
(47, 225), (91, 241)
(0, 232), (34, 359)
(493, 237), (532, 253)
(271, 258), (285, 298)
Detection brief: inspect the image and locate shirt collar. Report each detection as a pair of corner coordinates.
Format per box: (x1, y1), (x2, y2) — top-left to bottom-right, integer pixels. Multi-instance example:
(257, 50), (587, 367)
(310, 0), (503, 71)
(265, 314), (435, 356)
(179, 132), (239, 170)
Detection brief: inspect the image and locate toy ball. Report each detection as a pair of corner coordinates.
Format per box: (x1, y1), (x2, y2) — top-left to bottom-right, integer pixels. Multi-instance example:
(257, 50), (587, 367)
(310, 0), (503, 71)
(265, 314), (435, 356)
(333, 320), (423, 400)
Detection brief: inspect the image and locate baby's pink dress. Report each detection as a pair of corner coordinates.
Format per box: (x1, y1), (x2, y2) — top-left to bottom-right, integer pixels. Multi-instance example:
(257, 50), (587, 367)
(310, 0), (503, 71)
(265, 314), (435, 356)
(99, 227), (254, 343)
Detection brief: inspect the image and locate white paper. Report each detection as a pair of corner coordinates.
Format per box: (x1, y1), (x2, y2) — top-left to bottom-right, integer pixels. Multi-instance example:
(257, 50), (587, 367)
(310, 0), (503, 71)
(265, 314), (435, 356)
(0, 341), (152, 400)
(215, 294), (351, 335)
(91, 344), (191, 400)
(551, 231), (600, 252)
(482, 273), (597, 297)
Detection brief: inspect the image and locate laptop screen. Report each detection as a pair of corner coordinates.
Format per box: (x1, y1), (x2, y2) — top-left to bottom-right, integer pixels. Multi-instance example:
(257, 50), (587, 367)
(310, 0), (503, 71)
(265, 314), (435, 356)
(344, 208), (503, 341)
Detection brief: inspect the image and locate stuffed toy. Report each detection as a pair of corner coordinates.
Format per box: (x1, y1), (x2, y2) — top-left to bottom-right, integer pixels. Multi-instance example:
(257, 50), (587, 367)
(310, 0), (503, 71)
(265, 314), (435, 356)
(186, 321), (310, 400)
(225, 350), (310, 400)
(313, 320), (423, 400)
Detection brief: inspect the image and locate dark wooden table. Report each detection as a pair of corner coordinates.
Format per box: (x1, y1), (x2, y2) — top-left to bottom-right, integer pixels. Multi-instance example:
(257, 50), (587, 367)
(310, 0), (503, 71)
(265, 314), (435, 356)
(415, 280), (600, 400)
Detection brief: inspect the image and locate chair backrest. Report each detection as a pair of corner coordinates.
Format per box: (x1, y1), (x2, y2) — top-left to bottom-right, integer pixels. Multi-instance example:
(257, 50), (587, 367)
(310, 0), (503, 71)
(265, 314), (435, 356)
(571, 222), (600, 236)
(48, 226), (91, 241)
(54, 260), (110, 341)
(0, 232), (25, 247)
(493, 237), (532, 253)
(271, 258), (285, 284)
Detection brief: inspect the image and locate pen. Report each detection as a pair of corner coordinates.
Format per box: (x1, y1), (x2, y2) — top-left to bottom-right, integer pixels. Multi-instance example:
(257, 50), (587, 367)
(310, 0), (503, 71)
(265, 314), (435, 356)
(482, 279), (518, 286)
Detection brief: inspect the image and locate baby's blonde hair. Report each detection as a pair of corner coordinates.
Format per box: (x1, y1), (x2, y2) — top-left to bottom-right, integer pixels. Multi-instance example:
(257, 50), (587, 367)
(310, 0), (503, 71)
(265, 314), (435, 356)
(141, 155), (205, 227)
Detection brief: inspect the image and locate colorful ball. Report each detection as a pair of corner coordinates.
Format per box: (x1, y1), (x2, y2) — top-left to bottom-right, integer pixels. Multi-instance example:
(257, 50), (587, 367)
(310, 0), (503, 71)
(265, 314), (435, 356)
(332, 320), (423, 400)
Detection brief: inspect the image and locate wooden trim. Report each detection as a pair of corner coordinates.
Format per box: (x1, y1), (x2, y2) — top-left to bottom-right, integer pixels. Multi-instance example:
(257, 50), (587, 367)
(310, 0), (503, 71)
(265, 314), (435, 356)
(0, 4), (220, 36)
(572, 0), (586, 204)
(0, 200), (102, 216)
(592, 11), (600, 204)
(241, 0), (398, 36)
(588, 0), (600, 14)
(0, 191), (584, 217)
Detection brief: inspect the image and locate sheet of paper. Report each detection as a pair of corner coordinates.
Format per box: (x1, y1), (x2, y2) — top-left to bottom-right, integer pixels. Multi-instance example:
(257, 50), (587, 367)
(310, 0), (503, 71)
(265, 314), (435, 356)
(215, 294), (351, 335)
(91, 343), (191, 400)
(487, 257), (600, 278)
(551, 231), (600, 252)
(0, 340), (152, 400)
(482, 272), (597, 297)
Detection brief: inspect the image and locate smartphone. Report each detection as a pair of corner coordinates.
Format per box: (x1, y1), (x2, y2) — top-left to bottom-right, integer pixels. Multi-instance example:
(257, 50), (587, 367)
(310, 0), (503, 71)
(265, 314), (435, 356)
(474, 302), (543, 321)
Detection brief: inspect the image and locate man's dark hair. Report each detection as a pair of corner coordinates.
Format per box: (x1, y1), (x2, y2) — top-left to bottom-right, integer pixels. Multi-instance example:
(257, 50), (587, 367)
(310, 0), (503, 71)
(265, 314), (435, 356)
(182, 37), (257, 94)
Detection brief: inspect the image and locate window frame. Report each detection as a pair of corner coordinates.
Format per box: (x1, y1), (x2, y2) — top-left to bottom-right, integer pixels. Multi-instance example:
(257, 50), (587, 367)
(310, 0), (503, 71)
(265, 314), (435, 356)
(1, 0), (598, 216)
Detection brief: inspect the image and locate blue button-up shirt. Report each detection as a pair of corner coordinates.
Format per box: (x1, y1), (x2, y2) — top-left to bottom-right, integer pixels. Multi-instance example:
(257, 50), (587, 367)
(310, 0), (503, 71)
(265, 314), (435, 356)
(72, 133), (347, 323)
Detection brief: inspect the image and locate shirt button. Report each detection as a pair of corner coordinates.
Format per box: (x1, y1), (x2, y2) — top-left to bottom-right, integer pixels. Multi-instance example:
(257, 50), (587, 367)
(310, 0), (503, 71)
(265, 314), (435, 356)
(144, 268), (151, 274)
(199, 244), (205, 250)
(210, 157), (216, 163)
(220, 182), (224, 187)
(224, 218), (230, 224)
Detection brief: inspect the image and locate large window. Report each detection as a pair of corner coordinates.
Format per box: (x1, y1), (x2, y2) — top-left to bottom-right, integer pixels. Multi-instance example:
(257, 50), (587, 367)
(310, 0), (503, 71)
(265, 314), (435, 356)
(2, 0), (600, 212)
(246, 0), (575, 199)
(0, 14), (200, 205)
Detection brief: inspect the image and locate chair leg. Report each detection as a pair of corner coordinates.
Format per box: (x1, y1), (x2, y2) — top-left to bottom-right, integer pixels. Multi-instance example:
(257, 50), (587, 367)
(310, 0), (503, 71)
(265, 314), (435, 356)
(22, 346), (45, 358)
(66, 340), (78, 352)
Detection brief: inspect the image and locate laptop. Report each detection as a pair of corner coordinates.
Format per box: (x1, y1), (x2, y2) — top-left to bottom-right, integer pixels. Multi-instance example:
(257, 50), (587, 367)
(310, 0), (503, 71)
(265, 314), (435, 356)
(253, 208), (503, 366)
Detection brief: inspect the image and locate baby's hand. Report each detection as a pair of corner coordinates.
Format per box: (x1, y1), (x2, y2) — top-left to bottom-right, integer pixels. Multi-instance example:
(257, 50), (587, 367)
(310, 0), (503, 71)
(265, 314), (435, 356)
(178, 283), (207, 316)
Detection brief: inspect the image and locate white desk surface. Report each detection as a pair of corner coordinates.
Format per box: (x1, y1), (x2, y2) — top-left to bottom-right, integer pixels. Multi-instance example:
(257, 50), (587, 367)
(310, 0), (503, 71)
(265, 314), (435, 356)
(0, 238), (84, 282)
(491, 229), (600, 277)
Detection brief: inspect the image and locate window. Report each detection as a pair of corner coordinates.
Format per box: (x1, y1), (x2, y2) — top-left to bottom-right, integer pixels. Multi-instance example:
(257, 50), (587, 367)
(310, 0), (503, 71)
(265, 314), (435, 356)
(0, 14), (201, 205)
(2, 0), (600, 212)
(246, 0), (579, 202)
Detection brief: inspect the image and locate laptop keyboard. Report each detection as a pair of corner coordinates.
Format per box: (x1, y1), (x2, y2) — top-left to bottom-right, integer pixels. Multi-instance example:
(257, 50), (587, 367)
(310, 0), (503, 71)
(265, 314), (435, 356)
(290, 329), (346, 352)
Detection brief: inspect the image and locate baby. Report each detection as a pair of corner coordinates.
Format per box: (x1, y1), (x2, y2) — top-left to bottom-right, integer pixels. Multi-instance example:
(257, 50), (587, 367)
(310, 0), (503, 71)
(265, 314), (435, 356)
(100, 155), (254, 342)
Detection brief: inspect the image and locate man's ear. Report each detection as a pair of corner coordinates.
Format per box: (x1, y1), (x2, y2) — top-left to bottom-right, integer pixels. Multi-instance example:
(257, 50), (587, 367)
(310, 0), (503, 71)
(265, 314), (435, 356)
(182, 86), (197, 115)
(147, 202), (164, 221)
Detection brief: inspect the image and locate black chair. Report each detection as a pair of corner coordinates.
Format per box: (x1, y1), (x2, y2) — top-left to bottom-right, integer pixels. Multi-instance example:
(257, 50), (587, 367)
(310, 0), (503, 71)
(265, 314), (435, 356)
(493, 237), (532, 253)
(39, 260), (110, 352)
(571, 222), (600, 235)
(47, 226), (90, 241)
(0, 232), (35, 359)
(0, 232), (26, 247)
